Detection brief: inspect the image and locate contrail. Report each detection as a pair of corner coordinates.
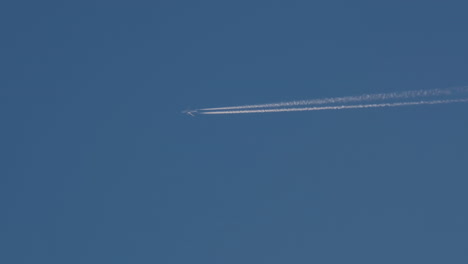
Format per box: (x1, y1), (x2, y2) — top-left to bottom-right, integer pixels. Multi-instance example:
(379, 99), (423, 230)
(199, 86), (468, 111)
(199, 98), (468, 115)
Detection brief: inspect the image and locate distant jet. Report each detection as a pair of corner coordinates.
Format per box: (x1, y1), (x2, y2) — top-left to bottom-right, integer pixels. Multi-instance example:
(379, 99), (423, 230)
(182, 109), (198, 116)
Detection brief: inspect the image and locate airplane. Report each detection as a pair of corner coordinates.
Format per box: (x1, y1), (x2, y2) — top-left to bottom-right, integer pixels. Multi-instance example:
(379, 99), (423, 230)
(182, 109), (198, 116)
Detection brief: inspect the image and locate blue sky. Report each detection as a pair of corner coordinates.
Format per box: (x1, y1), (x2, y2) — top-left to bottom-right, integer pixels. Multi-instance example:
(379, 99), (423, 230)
(1, 1), (468, 263)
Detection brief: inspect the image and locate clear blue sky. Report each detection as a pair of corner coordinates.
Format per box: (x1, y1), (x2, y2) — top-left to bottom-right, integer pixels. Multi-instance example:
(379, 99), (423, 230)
(1, 1), (468, 263)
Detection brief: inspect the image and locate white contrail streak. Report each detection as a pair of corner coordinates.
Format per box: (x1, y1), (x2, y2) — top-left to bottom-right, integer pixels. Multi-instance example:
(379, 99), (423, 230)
(199, 98), (468, 115)
(199, 87), (468, 111)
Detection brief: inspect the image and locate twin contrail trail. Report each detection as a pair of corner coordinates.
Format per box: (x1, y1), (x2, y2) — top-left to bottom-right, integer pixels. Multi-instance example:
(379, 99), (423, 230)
(200, 87), (468, 112)
(200, 98), (468, 115)
(190, 86), (468, 116)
